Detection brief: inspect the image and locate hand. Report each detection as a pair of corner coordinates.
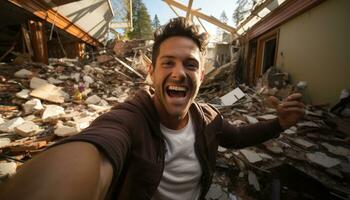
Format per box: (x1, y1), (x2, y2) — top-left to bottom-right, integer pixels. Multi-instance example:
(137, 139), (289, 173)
(269, 93), (305, 129)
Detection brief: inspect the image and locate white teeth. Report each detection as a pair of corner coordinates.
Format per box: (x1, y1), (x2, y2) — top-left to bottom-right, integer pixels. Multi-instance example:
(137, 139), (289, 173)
(168, 85), (187, 92)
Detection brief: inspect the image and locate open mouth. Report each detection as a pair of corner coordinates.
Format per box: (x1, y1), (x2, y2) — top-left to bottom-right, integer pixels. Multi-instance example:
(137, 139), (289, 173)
(166, 85), (188, 98)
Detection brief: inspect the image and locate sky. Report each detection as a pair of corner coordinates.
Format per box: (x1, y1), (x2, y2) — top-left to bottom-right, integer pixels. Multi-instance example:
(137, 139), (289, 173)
(143, 0), (237, 40)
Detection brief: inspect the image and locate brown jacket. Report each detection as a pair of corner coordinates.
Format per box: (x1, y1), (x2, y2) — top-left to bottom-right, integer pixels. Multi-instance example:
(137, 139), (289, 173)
(58, 89), (282, 199)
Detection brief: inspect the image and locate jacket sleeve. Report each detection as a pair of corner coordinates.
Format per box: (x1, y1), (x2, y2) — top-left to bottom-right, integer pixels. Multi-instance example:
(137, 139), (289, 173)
(219, 118), (283, 149)
(51, 110), (132, 179)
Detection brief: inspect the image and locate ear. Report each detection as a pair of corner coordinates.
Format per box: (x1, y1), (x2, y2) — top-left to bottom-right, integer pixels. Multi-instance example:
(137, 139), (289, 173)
(149, 64), (155, 81)
(200, 68), (205, 82)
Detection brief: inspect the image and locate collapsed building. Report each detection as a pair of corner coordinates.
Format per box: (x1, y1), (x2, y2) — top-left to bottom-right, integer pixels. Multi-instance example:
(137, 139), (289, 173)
(0, 0), (350, 199)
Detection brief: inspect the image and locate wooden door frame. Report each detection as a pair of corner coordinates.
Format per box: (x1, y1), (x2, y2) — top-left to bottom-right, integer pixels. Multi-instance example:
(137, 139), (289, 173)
(255, 28), (279, 80)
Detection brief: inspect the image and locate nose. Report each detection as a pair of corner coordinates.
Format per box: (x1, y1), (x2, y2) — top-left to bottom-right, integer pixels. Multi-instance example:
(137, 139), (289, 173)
(170, 62), (186, 81)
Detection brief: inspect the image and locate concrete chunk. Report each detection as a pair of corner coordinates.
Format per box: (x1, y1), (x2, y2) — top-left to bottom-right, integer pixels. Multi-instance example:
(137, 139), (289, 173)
(71, 73), (80, 82)
(0, 138), (11, 148)
(248, 170), (260, 191)
(0, 117), (25, 132)
(240, 149), (262, 163)
(14, 121), (40, 137)
(297, 121), (320, 128)
(292, 138), (315, 149)
(74, 116), (95, 130)
(48, 77), (63, 85)
(220, 87), (245, 106)
(14, 69), (33, 78)
(22, 98), (44, 114)
(16, 89), (30, 99)
(306, 152), (340, 168)
(244, 115), (259, 124)
(30, 83), (65, 104)
(284, 126), (297, 135)
(30, 77), (48, 89)
(0, 162), (17, 176)
(83, 75), (94, 84)
(42, 105), (65, 121)
(54, 125), (80, 137)
(85, 95), (102, 105)
(321, 143), (350, 157)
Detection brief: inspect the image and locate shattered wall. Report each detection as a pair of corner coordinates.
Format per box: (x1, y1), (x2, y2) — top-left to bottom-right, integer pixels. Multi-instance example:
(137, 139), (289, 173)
(276, 0), (350, 105)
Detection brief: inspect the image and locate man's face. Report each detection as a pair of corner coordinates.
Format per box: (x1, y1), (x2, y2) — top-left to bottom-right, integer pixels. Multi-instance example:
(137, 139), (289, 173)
(150, 36), (204, 119)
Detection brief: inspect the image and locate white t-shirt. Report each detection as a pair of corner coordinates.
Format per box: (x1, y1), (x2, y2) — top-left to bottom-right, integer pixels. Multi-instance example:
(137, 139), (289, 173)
(152, 115), (202, 200)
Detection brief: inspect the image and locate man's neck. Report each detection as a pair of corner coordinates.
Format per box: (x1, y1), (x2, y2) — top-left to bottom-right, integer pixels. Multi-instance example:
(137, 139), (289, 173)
(152, 97), (189, 130)
(160, 113), (189, 130)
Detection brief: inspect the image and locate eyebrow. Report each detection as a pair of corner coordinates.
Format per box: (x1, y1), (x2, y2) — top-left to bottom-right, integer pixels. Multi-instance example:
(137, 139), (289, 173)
(159, 55), (199, 61)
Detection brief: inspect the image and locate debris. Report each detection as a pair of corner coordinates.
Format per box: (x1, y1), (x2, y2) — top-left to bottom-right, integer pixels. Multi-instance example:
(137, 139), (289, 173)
(220, 87), (245, 106)
(244, 115), (259, 124)
(22, 98), (44, 114)
(30, 83), (65, 104)
(240, 149), (262, 163)
(47, 77), (63, 85)
(0, 162), (17, 176)
(218, 146), (228, 153)
(14, 121), (40, 137)
(42, 105), (65, 121)
(15, 89), (30, 99)
(263, 141), (284, 154)
(0, 138), (11, 148)
(0, 117), (25, 133)
(14, 69), (33, 78)
(291, 138), (316, 149)
(248, 170), (260, 191)
(85, 95), (102, 105)
(54, 125), (80, 137)
(29, 77), (48, 89)
(306, 152), (341, 168)
(83, 75), (94, 84)
(297, 121), (320, 128)
(206, 184), (228, 200)
(321, 143), (350, 157)
(283, 126), (297, 135)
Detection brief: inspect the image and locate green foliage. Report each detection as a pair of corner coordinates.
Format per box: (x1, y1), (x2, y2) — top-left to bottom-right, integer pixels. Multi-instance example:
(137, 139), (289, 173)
(152, 14), (161, 31)
(220, 11), (228, 24)
(127, 0), (153, 39)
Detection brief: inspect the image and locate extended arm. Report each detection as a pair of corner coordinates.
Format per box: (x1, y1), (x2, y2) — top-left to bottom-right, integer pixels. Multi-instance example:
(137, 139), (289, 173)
(219, 93), (305, 149)
(0, 142), (113, 200)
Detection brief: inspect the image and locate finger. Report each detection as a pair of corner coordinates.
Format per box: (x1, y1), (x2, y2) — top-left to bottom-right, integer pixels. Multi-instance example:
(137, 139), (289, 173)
(285, 93), (303, 101)
(269, 96), (280, 108)
(280, 101), (305, 109)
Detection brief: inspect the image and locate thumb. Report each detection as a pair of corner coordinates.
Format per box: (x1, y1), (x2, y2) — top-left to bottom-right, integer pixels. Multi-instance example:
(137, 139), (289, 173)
(269, 96), (280, 109)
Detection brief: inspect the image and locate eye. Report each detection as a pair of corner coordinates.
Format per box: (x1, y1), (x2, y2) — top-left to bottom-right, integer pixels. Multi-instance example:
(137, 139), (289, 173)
(161, 60), (174, 68)
(184, 60), (199, 70)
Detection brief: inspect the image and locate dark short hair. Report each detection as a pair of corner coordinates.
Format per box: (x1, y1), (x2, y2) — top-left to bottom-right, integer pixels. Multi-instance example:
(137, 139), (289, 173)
(152, 17), (209, 67)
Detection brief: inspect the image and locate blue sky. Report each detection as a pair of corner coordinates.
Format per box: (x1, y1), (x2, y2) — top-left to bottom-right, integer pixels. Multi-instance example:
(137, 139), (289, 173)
(144, 0), (237, 39)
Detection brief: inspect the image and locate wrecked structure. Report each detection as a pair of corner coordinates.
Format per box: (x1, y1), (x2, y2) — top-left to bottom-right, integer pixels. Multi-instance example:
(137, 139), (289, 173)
(0, 0), (350, 199)
(236, 0), (350, 106)
(0, 0), (114, 63)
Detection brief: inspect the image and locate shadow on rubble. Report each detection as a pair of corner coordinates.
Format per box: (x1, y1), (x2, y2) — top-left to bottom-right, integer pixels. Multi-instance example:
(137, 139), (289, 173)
(262, 164), (332, 200)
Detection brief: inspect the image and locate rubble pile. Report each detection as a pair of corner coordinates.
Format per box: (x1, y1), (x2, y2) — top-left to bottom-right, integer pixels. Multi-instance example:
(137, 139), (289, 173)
(0, 53), (349, 199)
(202, 66), (350, 200)
(0, 58), (147, 180)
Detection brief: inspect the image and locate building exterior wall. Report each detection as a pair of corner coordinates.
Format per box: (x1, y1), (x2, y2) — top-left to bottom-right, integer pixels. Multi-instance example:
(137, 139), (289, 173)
(276, 0), (350, 105)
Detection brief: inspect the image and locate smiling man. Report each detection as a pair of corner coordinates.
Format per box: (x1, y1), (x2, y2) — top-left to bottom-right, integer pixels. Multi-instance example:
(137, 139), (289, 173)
(0, 17), (305, 200)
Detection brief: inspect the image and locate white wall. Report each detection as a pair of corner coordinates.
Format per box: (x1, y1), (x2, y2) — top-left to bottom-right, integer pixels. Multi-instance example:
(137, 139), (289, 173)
(276, 0), (350, 105)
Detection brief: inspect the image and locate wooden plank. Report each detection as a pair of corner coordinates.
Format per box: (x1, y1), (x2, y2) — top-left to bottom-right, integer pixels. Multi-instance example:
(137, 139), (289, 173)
(9, 0), (102, 47)
(21, 24), (33, 59)
(185, 0), (194, 20)
(163, 0), (237, 35)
